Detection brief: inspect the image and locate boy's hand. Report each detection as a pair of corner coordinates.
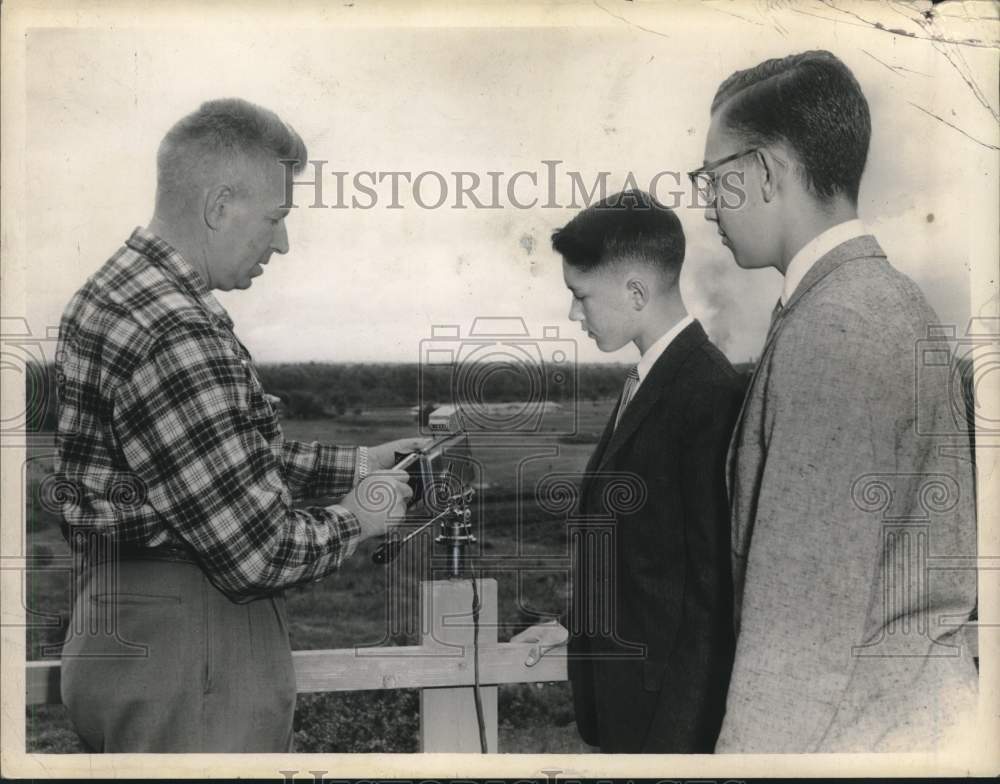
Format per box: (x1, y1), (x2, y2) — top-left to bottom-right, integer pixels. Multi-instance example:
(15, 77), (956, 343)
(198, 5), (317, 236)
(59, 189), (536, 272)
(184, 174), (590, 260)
(510, 620), (569, 667)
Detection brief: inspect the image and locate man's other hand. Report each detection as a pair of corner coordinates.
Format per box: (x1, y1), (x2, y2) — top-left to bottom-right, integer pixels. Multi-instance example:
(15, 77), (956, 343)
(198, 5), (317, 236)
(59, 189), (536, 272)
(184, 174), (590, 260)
(510, 620), (569, 666)
(339, 469), (413, 540)
(369, 437), (434, 470)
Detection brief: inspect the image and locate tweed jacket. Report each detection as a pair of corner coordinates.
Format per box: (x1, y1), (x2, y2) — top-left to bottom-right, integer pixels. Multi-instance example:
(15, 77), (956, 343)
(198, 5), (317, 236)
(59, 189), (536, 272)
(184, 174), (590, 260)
(717, 235), (978, 752)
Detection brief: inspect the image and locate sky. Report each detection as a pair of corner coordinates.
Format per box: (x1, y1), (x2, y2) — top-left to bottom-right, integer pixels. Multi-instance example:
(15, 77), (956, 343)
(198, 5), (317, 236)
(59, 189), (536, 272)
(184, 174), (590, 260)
(16, 1), (999, 366)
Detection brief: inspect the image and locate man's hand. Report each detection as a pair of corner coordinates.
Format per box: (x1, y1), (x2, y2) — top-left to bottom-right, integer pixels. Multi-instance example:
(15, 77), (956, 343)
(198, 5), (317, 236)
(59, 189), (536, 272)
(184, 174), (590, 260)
(510, 620), (569, 667)
(369, 437), (434, 471)
(339, 470), (413, 541)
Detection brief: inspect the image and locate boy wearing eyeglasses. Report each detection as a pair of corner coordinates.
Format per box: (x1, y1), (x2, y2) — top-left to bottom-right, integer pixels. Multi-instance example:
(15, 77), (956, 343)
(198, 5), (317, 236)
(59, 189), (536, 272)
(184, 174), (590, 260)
(698, 51), (978, 753)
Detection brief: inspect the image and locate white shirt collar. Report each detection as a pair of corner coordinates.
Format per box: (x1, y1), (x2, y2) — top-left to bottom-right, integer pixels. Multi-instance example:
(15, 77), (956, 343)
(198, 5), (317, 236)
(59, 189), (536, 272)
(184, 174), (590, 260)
(635, 314), (695, 386)
(781, 219), (867, 305)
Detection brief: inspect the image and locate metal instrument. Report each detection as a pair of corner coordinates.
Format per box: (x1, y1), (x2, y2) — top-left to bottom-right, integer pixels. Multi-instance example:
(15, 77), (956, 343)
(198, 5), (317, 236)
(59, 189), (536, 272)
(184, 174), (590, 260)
(370, 428), (477, 577)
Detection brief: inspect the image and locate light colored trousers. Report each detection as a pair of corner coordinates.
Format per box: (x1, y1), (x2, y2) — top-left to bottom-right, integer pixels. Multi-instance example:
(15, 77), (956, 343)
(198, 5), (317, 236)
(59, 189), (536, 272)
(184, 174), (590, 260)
(61, 557), (296, 752)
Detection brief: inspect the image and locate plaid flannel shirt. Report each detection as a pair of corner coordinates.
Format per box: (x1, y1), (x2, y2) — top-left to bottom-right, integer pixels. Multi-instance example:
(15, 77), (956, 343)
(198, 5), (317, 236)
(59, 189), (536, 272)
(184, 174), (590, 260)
(54, 227), (365, 601)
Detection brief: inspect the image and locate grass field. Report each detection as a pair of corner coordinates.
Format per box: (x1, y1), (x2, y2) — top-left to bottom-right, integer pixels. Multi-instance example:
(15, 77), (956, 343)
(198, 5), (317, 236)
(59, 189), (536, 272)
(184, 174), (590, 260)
(24, 401), (615, 753)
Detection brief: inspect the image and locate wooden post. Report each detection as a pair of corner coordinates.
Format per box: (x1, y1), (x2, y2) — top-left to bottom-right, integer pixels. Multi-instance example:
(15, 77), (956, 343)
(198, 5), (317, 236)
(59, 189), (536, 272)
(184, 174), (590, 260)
(419, 578), (498, 752)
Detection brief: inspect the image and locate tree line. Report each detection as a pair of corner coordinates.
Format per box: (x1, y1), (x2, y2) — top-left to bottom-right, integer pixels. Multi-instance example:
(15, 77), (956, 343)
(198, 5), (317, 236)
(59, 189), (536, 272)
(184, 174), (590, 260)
(22, 358), (977, 448)
(27, 361), (745, 427)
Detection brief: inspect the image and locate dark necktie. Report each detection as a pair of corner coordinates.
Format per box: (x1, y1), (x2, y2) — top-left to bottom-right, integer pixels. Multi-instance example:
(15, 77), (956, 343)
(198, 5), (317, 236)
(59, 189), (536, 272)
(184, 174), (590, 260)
(614, 365), (640, 431)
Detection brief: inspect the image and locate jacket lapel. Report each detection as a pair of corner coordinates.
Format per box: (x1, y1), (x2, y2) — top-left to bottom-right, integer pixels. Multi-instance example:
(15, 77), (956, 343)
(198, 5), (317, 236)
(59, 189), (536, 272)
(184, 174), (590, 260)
(584, 405), (617, 475)
(579, 372), (628, 502)
(595, 320), (707, 474)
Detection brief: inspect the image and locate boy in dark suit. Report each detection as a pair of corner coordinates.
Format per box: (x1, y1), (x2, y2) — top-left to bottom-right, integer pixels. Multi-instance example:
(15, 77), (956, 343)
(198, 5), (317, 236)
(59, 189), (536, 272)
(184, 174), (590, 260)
(514, 189), (744, 752)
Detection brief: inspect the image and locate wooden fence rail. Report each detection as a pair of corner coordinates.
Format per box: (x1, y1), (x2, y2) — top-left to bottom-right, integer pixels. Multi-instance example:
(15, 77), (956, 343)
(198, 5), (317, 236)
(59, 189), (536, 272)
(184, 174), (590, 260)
(25, 578), (569, 752)
(26, 642), (568, 704)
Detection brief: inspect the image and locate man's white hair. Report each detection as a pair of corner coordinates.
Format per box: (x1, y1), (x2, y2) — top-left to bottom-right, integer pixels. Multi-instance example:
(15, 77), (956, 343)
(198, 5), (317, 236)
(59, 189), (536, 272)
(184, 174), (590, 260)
(154, 97), (307, 214)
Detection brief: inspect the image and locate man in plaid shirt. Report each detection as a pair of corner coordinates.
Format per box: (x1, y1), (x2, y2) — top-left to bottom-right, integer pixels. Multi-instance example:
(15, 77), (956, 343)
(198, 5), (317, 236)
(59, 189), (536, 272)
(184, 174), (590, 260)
(55, 98), (418, 752)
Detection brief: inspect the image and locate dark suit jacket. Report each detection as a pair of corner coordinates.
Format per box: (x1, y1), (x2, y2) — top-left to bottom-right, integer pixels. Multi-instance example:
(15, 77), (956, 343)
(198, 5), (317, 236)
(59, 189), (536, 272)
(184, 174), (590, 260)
(567, 319), (745, 753)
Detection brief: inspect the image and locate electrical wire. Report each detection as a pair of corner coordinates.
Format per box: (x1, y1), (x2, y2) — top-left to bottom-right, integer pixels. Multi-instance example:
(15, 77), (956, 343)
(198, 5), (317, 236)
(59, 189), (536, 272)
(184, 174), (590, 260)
(470, 574), (488, 753)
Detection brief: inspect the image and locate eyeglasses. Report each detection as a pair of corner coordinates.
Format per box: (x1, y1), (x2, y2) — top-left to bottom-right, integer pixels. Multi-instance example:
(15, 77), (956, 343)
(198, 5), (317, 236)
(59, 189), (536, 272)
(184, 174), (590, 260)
(687, 147), (759, 206)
